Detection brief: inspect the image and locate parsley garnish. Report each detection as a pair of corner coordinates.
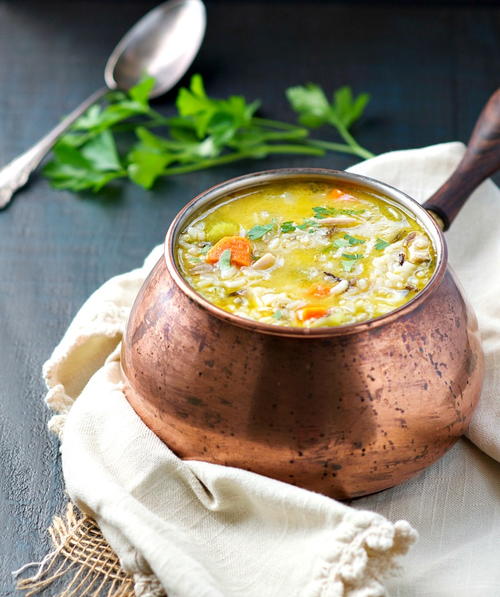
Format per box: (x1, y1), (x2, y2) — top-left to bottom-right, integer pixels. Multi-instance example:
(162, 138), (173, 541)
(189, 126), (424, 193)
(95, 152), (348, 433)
(341, 253), (364, 260)
(247, 224), (273, 240)
(281, 221), (296, 233)
(218, 249), (232, 271)
(333, 234), (365, 249)
(341, 252), (363, 273)
(344, 233), (365, 245)
(42, 75), (375, 193)
(273, 310), (283, 320)
(375, 238), (390, 250)
(297, 218), (318, 231)
(286, 84), (374, 160)
(312, 206), (364, 219)
(333, 238), (350, 248)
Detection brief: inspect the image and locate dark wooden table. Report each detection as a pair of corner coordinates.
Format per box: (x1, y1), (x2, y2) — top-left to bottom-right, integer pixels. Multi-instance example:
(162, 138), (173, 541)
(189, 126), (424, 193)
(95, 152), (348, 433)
(0, 1), (498, 593)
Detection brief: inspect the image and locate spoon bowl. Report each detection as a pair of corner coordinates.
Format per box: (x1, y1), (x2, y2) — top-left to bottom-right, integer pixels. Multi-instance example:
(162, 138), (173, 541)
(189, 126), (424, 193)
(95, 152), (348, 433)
(105, 0), (206, 96)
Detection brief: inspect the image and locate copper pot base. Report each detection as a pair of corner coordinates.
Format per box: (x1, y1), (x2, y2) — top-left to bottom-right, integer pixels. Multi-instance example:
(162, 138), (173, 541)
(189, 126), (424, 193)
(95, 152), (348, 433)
(122, 256), (483, 500)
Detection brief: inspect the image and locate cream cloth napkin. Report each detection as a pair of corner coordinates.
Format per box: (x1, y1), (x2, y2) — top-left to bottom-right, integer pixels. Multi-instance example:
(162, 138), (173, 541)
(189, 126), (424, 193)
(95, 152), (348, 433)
(43, 143), (500, 597)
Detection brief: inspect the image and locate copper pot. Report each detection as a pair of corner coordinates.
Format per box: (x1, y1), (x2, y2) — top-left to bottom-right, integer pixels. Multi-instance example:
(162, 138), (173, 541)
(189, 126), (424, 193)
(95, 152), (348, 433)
(121, 90), (500, 499)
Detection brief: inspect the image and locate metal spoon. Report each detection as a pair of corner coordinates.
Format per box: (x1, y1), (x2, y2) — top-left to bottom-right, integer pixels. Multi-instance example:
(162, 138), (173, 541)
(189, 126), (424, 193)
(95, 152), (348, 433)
(0, 0), (206, 208)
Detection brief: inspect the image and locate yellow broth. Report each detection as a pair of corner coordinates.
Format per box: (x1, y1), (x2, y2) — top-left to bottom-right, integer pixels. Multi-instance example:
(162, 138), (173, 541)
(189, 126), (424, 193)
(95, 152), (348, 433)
(176, 181), (436, 327)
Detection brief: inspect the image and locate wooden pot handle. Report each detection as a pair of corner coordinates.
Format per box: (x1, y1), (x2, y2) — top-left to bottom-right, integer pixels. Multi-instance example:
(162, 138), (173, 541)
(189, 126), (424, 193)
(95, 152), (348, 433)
(423, 88), (500, 230)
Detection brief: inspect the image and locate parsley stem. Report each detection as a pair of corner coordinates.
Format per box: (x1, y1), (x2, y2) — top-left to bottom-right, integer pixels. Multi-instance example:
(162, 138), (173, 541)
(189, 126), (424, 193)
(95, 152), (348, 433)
(161, 144), (325, 176)
(329, 121), (375, 160)
(262, 144), (324, 155)
(251, 117), (308, 132)
(306, 139), (360, 156)
(162, 152), (252, 176)
(256, 129), (309, 141)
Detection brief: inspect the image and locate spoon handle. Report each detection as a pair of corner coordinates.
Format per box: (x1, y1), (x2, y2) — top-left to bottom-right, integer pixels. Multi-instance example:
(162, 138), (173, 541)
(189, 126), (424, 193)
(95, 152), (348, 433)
(0, 87), (107, 208)
(423, 88), (500, 230)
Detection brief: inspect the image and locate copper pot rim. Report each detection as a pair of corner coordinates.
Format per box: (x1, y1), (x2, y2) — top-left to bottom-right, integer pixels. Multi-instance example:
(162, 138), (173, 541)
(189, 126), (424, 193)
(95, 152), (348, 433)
(164, 168), (448, 338)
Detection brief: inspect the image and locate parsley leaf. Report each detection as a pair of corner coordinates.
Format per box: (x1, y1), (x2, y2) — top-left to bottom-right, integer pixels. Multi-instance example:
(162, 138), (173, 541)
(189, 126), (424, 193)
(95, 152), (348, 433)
(218, 249), (232, 271)
(343, 233), (365, 245)
(273, 310), (283, 320)
(312, 206), (332, 219)
(341, 253), (364, 260)
(296, 218), (318, 230)
(375, 238), (390, 250)
(341, 260), (356, 273)
(333, 238), (350, 248)
(247, 224), (273, 240)
(42, 138), (125, 191)
(281, 221), (296, 233)
(341, 252), (363, 273)
(312, 206), (364, 219)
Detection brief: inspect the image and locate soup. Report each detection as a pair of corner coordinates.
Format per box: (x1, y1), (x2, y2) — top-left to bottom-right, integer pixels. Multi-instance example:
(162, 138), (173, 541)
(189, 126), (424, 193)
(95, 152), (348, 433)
(176, 181), (436, 327)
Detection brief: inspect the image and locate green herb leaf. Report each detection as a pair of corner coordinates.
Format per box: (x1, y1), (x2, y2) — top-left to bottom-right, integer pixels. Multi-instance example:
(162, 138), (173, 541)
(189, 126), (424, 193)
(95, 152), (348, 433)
(312, 206), (364, 219)
(286, 84), (331, 128)
(218, 249), (232, 271)
(43, 141), (125, 191)
(281, 221), (296, 233)
(247, 224), (273, 240)
(273, 310), (282, 320)
(80, 130), (122, 171)
(343, 233), (365, 246)
(296, 219), (318, 230)
(341, 260), (356, 273)
(333, 238), (350, 248)
(127, 149), (172, 189)
(341, 253), (364, 260)
(341, 253), (364, 272)
(375, 238), (390, 250)
(331, 86), (371, 129)
(129, 76), (156, 105)
(312, 206), (331, 219)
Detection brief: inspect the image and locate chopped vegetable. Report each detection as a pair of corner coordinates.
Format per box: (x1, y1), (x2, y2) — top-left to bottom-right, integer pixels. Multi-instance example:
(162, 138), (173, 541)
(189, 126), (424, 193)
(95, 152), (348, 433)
(296, 306), (330, 322)
(328, 188), (345, 199)
(206, 221), (239, 243)
(308, 284), (332, 297)
(206, 236), (252, 266)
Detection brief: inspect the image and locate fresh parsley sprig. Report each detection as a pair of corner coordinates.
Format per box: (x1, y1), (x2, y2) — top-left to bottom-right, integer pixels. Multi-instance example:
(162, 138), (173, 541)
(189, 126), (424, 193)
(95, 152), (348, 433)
(43, 74), (375, 192)
(286, 84), (375, 160)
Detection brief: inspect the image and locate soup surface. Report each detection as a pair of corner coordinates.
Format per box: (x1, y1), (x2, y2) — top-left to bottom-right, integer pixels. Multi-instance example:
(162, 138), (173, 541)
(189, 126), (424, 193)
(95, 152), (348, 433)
(176, 181), (436, 327)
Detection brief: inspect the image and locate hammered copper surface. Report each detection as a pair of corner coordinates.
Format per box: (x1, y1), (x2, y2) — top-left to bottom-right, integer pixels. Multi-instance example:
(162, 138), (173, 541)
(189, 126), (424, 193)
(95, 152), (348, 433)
(122, 256), (483, 499)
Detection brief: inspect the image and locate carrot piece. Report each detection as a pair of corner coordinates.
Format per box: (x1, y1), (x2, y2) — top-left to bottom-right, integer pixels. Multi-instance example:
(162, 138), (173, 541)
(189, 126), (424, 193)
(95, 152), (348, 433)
(206, 236), (252, 267)
(307, 284), (331, 297)
(328, 188), (345, 199)
(296, 306), (329, 322)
